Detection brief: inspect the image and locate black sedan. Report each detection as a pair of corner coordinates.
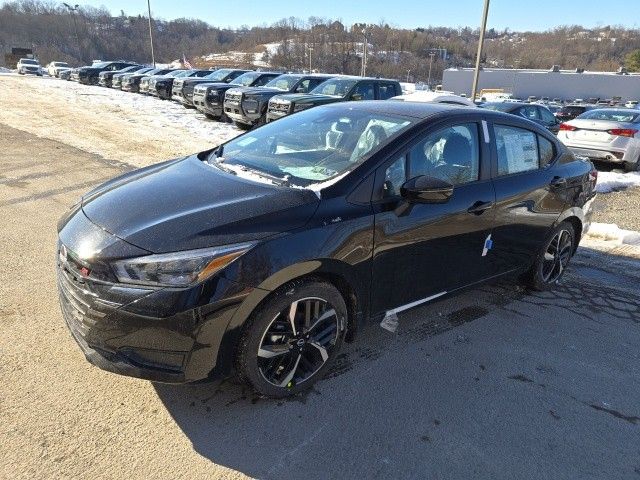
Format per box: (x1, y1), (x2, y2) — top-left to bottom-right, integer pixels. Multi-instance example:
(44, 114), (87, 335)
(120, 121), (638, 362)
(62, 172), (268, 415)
(57, 102), (596, 398)
(481, 102), (561, 134)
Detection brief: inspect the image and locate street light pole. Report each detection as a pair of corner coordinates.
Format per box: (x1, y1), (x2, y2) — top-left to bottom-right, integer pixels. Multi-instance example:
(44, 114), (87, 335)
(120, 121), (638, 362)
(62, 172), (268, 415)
(471, 0), (490, 101)
(361, 28), (368, 77)
(308, 45), (313, 72)
(406, 69), (411, 83)
(63, 3), (81, 62)
(147, 0), (156, 67)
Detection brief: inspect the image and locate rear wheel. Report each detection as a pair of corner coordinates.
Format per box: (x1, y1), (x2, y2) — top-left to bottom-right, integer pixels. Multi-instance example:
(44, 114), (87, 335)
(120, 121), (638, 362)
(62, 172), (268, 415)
(236, 280), (347, 398)
(524, 222), (575, 291)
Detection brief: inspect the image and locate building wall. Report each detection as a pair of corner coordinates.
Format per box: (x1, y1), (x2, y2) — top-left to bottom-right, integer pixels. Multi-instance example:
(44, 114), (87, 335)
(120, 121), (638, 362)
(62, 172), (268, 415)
(443, 69), (640, 101)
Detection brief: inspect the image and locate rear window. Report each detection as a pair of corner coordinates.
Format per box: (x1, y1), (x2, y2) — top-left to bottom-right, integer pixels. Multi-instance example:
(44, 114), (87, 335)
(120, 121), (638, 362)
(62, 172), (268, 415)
(481, 103), (515, 112)
(577, 109), (640, 122)
(560, 106), (586, 115)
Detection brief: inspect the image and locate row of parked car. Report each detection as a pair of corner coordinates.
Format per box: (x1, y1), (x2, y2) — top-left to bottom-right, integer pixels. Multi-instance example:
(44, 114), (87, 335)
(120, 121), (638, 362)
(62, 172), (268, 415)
(64, 60), (404, 130)
(39, 58), (640, 172)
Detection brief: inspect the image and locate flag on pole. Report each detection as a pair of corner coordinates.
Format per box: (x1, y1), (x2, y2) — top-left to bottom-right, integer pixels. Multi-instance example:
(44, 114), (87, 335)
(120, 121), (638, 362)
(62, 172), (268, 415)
(182, 54), (193, 69)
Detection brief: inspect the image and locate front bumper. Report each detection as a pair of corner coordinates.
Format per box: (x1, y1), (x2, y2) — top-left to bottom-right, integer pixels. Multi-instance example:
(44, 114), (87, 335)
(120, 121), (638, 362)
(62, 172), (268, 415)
(122, 83), (139, 93)
(224, 100), (261, 125)
(193, 93), (224, 116)
(57, 254), (253, 383)
(98, 77), (112, 87)
(266, 109), (289, 122)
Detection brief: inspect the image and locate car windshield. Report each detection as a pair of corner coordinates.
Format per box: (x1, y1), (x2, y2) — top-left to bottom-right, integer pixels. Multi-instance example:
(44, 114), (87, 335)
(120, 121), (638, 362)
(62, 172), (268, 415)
(206, 69), (232, 80)
(171, 70), (190, 77)
(480, 102), (514, 112)
(91, 62), (110, 68)
(213, 107), (414, 186)
(231, 72), (262, 86)
(54, 62), (69, 67)
(265, 75), (300, 91)
(21, 59), (38, 65)
(576, 109), (640, 122)
(310, 78), (358, 97)
(118, 65), (139, 73)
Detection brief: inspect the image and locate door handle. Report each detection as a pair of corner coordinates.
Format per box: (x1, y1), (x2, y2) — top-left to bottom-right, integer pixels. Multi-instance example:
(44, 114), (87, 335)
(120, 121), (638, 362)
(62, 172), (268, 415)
(550, 176), (567, 188)
(467, 200), (494, 215)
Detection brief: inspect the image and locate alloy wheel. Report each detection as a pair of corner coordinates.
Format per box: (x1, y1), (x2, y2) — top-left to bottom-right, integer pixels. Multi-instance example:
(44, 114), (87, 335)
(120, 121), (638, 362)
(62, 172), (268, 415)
(257, 297), (339, 389)
(541, 229), (573, 283)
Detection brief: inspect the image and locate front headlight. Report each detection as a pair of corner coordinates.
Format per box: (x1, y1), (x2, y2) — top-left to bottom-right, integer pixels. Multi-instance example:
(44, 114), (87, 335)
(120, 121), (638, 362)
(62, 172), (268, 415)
(293, 103), (313, 112)
(112, 242), (255, 287)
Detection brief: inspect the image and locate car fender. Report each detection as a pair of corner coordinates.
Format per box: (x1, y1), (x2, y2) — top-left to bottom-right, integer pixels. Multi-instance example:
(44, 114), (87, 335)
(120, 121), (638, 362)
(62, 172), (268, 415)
(211, 257), (367, 378)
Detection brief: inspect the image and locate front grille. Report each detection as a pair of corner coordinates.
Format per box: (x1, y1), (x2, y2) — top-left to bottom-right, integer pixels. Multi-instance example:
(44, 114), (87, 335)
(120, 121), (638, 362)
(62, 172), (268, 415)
(225, 92), (242, 103)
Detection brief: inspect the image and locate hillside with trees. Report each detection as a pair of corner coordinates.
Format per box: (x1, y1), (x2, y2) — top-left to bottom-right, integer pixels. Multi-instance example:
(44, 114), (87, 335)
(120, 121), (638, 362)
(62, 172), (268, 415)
(2, 0), (640, 84)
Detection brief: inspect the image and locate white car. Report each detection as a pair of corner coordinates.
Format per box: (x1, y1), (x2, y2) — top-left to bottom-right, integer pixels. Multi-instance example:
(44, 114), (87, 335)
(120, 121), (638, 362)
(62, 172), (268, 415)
(46, 61), (71, 77)
(625, 100), (639, 109)
(17, 58), (42, 76)
(557, 108), (640, 172)
(390, 90), (476, 107)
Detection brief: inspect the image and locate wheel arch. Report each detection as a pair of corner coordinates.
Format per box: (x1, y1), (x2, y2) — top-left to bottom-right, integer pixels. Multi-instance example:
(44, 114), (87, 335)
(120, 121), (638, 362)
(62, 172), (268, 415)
(555, 208), (584, 253)
(211, 260), (366, 378)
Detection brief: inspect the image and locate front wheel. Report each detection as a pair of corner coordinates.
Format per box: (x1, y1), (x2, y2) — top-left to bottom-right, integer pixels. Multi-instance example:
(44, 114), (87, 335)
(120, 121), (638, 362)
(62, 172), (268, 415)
(236, 279), (347, 398)
(524, 222), (575, 291)
(234, 121), (252, 131)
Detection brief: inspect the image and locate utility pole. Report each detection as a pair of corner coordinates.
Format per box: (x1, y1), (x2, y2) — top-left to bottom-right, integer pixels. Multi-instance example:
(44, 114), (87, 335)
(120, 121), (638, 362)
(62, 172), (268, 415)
(307, 45), (313, 72)
(471, 0), (490, 101)
(63, 3), (81, 62)
(361, 28), (368, 77)
(147, 0), (156, 67)
(427, 52), (436, 87)
(406, 70), (411, 83)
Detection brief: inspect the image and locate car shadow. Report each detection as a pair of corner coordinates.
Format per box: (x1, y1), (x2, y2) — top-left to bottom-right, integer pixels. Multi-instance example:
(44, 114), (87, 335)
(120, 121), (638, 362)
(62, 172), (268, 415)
(152, 281), (528, 479)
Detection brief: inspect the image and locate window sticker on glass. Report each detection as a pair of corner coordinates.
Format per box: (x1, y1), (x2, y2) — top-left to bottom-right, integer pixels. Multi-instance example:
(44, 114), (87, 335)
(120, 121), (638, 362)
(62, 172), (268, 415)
(495, 126), (539, 175)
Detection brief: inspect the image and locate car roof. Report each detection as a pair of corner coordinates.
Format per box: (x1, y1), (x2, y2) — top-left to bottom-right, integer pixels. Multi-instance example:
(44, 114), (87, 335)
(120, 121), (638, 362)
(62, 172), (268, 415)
(321, 100), (467, 119)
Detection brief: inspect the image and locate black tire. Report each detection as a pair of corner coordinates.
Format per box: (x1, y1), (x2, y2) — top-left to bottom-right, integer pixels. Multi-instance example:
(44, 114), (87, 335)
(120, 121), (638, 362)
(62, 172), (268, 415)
(236, 279), (347, 398)
(234, 121), (252, 131)
(204, 113), (219, 121)
(524, 222), (575, 291)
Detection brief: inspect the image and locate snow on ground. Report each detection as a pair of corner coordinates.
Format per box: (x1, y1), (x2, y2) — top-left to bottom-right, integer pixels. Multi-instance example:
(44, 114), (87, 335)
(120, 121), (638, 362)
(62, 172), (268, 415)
(585, 222), (640, 246)
(596, 170), (640, 193)
(0, 74), (241, 167)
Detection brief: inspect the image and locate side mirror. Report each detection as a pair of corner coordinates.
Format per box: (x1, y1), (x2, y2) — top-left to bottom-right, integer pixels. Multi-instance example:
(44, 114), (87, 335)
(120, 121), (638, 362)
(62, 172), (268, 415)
(400, 176), (454, 204)
(351, 93), (363, 101)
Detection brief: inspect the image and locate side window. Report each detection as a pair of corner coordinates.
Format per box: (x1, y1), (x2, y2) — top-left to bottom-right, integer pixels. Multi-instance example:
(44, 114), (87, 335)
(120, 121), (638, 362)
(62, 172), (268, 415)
(518, 105), (539, 121)
(408, 123), (480, 186)
(253, 75), (274, 86)
(539, 107), (556, 125)
(353, 82), (375, 100)
(296, 79), (312, 93)
(308, 78), (326, 90)
(383, 155), (408, 198)
(538, 135), (555, 167)
(494, 125), (539, 175)
(378, 83), (398, 100)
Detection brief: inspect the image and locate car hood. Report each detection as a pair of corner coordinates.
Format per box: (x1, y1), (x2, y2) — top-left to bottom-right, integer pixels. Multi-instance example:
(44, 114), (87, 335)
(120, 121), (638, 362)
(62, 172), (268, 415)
(81, 155), (320, 253)
(238, 87), (288, 96)
(273, 93), (339, 103)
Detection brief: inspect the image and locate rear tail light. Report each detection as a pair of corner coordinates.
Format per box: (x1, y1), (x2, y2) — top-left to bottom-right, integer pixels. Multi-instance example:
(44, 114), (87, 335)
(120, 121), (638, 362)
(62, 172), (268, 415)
(607, 128), (638, 137)
(589, 169), (598, 186)
(559, 123), (577, 131)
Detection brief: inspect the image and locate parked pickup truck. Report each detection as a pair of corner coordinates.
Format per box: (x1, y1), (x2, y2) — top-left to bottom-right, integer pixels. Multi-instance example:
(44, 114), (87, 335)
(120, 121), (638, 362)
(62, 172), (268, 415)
(71, 61), (138, 85)
(266, 76), (402, 123)
(172, 69), (250, 107)
(122, 68), (175, 93)
(149, 69), (211, 99)
(46, 61), (71, 77)
(225, 74), (335, 129)
(98, 65), (144, 88)
(192, 71), (283, 120)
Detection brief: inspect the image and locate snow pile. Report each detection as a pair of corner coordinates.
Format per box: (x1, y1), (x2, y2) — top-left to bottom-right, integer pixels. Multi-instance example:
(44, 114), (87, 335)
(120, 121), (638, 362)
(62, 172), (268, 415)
(586, 222), (640, 246)
(0, 67), (12, 74)
(596, 171), (640, 193)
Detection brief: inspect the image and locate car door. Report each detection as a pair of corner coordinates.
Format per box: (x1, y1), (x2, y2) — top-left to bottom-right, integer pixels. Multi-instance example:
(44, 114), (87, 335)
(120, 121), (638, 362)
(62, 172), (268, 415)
(489, 122), (568, 273)
(371, 120), (497, 315)
(376, 82), (400, 100)
(350, 82), (376, 101)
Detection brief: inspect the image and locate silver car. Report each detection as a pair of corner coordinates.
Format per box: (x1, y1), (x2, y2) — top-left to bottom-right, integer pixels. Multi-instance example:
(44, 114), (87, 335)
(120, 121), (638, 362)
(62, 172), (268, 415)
(557, 108), (640, 172)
